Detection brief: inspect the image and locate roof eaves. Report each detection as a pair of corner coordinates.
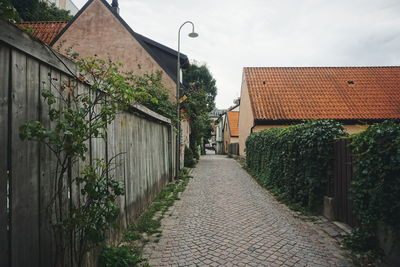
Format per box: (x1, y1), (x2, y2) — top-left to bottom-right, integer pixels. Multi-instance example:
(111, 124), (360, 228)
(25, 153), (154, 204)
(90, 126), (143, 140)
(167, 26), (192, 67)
(137, 33), (188, 64)
(51, 0), (188, 85)
(243, 68), (257, 122)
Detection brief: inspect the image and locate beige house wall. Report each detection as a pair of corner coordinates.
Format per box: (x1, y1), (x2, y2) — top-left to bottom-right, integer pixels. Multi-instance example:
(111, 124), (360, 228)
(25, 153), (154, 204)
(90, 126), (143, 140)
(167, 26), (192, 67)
(53, 0), (177, 100)
(238, 74), (254, 156)
(343, 124), (368, 134)
(223, 119), (231, 154)
(230, 137), (239, 143)
(253, 124), (367, 134)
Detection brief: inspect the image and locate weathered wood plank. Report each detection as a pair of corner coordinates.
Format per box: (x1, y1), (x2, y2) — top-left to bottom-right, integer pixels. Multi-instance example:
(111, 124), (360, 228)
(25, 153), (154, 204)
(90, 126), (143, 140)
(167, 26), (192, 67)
(0, 42), (10, 267)
(38, 65), (57, 267)
(11, 50), (40, 266)
(0, 20), (77, 76)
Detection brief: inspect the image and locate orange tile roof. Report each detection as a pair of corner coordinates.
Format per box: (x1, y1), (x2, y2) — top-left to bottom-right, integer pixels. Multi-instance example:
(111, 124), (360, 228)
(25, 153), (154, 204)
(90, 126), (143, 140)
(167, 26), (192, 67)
(18, 21), (68, 45)
(244, 67), (400, 121)
(227, 111), (239, 137)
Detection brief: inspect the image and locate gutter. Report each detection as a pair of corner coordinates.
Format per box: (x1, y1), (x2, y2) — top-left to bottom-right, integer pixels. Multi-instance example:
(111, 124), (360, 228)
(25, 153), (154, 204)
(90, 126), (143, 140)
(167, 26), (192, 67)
(250, 120), (256, 133)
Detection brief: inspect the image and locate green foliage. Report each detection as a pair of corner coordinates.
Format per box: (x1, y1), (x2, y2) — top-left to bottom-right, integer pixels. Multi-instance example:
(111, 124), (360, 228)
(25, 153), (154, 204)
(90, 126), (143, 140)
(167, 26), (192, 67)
(128, 169), (191, 233)
(11, 0), (72, 22)
(123, 230), (142, 242)
(344, 120), (400, 264)
(183, 63), (217, 112)
(127, 71), (177, 122)
(0, 0), (21, 22)
(19, 57), (136, 266)
(106, 169), (192, 265)
(246, 120), (346, 212)
(99, 245), (143, 267)
(184, 146), (196, 168)
(182, 63), (217, 155)
(61, 160), (124, 264)
(19, 55), (178, 266)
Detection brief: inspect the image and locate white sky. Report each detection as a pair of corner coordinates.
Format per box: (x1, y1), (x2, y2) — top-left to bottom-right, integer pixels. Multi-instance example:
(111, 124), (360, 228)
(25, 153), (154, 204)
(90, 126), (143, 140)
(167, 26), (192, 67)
(72, 0), (400, 109)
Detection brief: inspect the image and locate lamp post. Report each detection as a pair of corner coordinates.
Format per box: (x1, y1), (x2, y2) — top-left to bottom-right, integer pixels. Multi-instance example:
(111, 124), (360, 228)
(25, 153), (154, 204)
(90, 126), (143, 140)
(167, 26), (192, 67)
(176, 21), (198, 174)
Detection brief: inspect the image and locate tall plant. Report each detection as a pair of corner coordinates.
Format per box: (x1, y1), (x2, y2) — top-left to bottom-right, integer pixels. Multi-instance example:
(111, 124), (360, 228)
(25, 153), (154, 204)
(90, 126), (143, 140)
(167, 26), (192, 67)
(19, 56), (168, 266)
(182, 63), (217, 156)
(344, 120), (400, 264)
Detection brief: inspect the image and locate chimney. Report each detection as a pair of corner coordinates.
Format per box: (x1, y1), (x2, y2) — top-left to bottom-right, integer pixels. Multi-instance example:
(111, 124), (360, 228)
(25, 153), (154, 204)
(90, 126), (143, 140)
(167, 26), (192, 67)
(111, 0), (120, 14)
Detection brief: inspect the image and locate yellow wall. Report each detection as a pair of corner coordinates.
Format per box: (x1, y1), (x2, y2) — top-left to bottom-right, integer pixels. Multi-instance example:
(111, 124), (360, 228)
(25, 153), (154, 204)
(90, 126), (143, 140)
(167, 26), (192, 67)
(238, 74), (254, 156)
(343, 124), (368, 134)
(254, 124), (367, 134)
(53, 0), (177, 100)
(223, 116), (239, 154)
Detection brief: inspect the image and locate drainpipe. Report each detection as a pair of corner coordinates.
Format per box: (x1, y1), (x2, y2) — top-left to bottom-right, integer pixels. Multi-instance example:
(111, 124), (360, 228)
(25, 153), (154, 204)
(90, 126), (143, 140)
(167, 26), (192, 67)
(250, 121), (256, 133)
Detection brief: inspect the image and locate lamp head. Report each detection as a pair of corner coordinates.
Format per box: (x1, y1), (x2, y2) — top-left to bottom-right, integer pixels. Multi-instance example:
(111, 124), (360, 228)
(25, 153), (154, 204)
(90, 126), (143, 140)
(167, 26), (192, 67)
(188, 32), (199, 38)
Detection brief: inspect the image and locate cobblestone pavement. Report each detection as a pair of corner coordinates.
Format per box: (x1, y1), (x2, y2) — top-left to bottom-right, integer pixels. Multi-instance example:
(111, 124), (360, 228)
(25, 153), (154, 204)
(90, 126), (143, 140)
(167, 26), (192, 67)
(143, 155), (352, 266)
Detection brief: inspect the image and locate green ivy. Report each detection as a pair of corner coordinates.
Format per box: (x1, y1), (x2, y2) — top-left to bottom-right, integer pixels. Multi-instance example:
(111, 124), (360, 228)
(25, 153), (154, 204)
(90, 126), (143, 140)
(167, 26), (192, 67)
(98, 245), (143, 267)
(344, 120), (400, 263)
(246, 120), (346, 212)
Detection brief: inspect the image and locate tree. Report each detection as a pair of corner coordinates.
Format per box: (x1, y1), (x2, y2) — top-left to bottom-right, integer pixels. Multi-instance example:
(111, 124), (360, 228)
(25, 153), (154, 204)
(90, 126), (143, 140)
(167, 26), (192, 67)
(10, 0), (72, 21)
(182, 63), (217, 156)
(0, 0), (21, 22)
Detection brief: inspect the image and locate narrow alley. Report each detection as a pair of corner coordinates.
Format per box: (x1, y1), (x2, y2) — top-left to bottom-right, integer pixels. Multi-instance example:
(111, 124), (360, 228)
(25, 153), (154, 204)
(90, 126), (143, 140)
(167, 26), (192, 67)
(143, 155), (351, 266)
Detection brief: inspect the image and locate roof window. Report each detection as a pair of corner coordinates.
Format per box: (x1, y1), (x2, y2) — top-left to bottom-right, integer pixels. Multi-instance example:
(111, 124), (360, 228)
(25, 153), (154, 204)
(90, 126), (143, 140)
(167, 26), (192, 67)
(347, 81), (354, 85)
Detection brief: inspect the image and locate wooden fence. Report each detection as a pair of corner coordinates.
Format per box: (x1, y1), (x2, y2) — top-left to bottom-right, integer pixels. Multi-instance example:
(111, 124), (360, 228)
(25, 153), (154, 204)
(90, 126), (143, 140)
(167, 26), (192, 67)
(228, 143), (239, 155)
(333, 138), (358, 227)
(0, 20), (176, 266)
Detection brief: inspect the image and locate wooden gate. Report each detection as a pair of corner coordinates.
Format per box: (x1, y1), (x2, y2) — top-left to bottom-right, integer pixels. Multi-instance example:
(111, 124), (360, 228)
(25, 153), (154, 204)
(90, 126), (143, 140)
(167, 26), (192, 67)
(334, 139), (359, 227)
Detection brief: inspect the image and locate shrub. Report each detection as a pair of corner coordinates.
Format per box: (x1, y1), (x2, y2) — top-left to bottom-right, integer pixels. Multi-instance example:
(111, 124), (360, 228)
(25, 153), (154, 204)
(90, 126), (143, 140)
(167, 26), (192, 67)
(184, 146), (196, 168)
(246, 120), (346, 212)
(98, 245), (142, 267)
(344, 120), (400, 261)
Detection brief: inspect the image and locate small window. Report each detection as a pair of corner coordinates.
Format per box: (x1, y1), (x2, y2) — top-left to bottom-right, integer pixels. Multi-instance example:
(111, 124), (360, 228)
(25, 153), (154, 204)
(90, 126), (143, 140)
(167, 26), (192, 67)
(347, 81), (354, 85)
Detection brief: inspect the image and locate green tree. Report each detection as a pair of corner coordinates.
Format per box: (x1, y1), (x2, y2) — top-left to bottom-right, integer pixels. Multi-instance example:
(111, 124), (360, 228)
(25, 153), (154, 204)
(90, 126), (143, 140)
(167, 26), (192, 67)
(0, 0), (21, 22)
(11, 0), (72, 21)
(182, 63), (217, 156)
(127, 70), (176, 122)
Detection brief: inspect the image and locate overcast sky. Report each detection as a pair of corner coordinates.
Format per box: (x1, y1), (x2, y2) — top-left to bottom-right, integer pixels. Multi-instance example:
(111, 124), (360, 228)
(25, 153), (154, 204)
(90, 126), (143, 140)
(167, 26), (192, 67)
(73, 0), (400, 109)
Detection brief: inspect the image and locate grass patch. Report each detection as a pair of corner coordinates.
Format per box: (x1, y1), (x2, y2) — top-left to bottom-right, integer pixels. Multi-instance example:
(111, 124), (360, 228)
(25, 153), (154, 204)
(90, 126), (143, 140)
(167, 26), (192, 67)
(99, 168), (192, 266)
(98, 245), (144, 267)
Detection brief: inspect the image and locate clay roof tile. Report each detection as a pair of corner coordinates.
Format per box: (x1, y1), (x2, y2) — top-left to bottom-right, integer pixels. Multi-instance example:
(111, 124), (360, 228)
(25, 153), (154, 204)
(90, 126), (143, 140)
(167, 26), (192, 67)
(244, 67), (400, 121)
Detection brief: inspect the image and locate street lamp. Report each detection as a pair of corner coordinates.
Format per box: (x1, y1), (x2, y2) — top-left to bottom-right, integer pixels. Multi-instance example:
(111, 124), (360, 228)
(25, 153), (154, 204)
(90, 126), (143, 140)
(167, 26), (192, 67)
(176, 21), (198, 174)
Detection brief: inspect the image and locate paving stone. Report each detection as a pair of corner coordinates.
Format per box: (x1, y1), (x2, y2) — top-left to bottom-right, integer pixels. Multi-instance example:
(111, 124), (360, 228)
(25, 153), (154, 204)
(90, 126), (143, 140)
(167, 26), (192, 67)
(143, 155), (353, 266)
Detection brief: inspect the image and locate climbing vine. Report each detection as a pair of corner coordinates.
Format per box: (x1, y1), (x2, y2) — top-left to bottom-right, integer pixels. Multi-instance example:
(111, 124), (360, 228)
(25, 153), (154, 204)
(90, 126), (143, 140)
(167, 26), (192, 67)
(19, 56), (175, 266)
(344, 120), (400, 264)
(246, 120), (346, 212)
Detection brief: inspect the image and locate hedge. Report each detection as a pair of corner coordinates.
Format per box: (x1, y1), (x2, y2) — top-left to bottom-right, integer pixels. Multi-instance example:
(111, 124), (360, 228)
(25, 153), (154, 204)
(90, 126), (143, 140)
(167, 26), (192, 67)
(246, 120), (346, 212)
(345, 120), (400, 259)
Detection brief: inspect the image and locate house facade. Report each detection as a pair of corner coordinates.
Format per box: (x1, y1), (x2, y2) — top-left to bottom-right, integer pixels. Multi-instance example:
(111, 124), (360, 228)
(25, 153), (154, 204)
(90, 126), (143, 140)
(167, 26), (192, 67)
(238, 67), (400, 156)
(19, 0), (192, 168)
(209, 108), (226, 153)
(223, 111), (239, 154)
(50, 0), (188, 102)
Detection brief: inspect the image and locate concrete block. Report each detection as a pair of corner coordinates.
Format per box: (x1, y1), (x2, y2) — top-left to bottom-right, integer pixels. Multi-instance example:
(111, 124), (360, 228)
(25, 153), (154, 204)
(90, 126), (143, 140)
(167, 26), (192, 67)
(323, 196), (335, 221)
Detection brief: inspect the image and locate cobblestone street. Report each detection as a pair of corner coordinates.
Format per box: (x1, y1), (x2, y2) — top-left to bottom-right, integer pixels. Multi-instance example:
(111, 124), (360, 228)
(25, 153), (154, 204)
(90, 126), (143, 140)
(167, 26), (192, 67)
(143, 155), (351, 266)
